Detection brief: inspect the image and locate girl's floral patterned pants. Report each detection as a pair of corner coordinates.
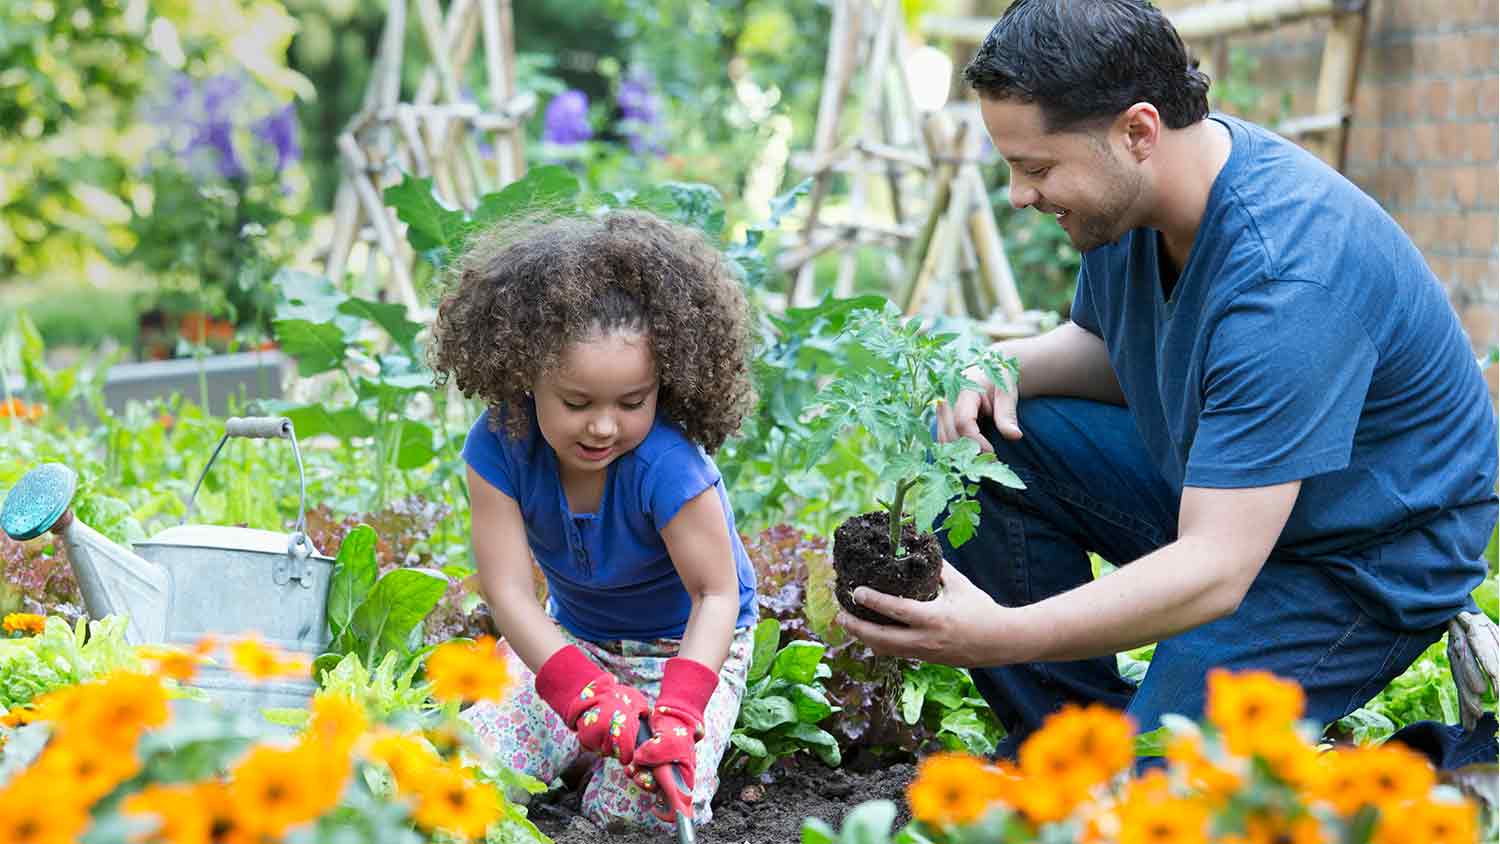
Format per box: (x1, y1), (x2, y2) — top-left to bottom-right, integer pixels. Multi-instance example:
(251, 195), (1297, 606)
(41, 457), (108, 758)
(462, 626), (754, 831)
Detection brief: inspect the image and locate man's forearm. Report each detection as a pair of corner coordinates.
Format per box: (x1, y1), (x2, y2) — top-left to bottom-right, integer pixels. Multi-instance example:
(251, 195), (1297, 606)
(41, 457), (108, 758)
(999, 321), (1125, 406)
(990, 535), (1262, 664)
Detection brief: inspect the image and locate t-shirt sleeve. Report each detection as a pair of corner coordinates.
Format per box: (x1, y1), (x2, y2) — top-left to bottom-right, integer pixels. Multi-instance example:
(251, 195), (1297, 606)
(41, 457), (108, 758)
(461, 410), (517, 498)
(641, 444), (722, 529)
(1070, 264), (1102, 337)
(1185, 280), (1377, 488)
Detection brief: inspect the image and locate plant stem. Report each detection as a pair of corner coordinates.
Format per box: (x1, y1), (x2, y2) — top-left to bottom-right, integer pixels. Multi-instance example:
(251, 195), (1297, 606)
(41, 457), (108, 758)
(889, 477), (915, 558)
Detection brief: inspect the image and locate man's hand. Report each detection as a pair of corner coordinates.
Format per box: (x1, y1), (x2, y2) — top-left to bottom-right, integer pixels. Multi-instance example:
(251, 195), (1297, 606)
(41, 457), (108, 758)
(935, 365), (1021, 454)
(1447, 611), (1499, 730)
(835, 561), (1016, 667)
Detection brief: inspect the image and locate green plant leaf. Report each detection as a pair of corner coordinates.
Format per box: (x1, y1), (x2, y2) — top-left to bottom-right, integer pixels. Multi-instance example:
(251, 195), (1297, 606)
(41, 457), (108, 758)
(272, 319), (348, 376)
(836, 799), (896, 844)
(937, 707), (1000, 756)
(264, 403), (375, 442)
(729, 732), (768, 758)
(394, 420), (437, 469)
(632, 182), (725, 237)
(801, 819), (838, 844)
(328, 524), (378, 640)
(337, 297), (425, 358)
(384, 175), (467, 253)
(471, 165), (581, 226)
(788, 683), (836, 723)
(348, 567), (449, 665)
(771, 639), (827, 685)
(783, 722), (841, 767)
(748, 618), (780, 683)
(739, 695), (798, 732)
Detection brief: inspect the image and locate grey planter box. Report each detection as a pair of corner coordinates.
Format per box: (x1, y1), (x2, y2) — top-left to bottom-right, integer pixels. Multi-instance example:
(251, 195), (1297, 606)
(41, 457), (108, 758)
(101, 350), (289, 416)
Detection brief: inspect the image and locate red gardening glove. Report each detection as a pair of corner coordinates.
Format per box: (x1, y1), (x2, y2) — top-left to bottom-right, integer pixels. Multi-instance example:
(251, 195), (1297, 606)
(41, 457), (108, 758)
(534, 645), (649, 764)
(627, 657), (718, 799)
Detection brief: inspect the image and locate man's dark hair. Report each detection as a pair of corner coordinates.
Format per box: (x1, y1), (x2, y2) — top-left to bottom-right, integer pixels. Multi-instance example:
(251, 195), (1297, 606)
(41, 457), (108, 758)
(962, 0), (1211, 132)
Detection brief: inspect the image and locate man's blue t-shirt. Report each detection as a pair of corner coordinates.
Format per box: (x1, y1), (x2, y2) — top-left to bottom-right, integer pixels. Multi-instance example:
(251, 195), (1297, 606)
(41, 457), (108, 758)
(462, 405), (759, 642)
(1072, 113), (1498, 631)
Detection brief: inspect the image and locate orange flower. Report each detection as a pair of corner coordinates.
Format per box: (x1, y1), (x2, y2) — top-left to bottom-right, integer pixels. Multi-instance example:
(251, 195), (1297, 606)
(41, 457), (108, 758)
(1117, 788), (1210, 844)
(229, 635), (309, 681)
(0, 704), (41, 727)
(123, 783), (212, 844)
(1253, 728), (1319, 787)
(1018, 703), (1134, 805)
(60, 671), (170, 747)
(0, 398), (44, 422)
(0, 771), (91, 842)
(1371, 797), (1480, 844)
(426, 636), (513, 704)
(367, 730), (440, 793)
(305, 692), (368, 753)
(907, 752), (1008, 829)
(139, 645), (205, 683)
(2, 613), (46, 636)
(32, 737), (143, 804)
(1166, 733), (1243, 803)
(1206, 669), (1305, 756)
(228, 744), (325, 836)
(1245, 812), (1327, 844)
(411, 759), (503, 840)
(1310, 744), (1437, 816)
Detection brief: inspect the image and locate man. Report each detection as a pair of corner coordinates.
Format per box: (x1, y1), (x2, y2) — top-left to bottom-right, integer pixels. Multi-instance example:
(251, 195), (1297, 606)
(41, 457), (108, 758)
(836, 0), (1499, 761)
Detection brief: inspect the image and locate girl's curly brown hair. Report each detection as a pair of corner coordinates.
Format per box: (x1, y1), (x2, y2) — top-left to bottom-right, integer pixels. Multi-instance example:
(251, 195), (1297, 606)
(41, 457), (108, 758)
(430, 210), (755, 453)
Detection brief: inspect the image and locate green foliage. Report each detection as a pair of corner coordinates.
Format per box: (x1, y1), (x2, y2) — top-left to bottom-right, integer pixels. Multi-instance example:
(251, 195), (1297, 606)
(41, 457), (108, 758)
(898, 662), (1005, 757)
(0, 615), (139, 710)
(319, 524), (449, 678)
(800, 302), (1024, 553)
(718, 293), (886, 536)
(121, 162), (299, 333)
(267, 269), (445, 509)
(727, 618), (842, 775)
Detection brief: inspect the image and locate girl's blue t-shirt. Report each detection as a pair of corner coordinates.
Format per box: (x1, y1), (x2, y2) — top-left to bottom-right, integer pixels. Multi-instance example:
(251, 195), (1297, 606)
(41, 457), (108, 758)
(462, 405), (758, 642)
(1071, 113), (1498, 631)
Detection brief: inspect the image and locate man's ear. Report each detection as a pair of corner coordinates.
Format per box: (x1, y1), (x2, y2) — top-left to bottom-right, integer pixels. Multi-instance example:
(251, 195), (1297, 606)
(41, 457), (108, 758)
(1116, 103), (1161, 162)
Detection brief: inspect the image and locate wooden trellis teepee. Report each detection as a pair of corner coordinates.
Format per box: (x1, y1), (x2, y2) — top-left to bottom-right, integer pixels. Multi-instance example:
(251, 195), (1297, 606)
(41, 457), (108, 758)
(324, 0), (536, 317)
(784, 0), (1042, 337)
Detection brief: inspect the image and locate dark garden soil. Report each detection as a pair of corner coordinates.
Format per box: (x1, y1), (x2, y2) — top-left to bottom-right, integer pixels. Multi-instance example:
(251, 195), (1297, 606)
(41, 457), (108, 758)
(832, 511), (943, 625)
(528, 756), (916, 844)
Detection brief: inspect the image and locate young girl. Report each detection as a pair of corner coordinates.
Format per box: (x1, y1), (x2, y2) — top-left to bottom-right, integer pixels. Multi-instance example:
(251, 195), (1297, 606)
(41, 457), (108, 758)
(429, 210), (760, 831)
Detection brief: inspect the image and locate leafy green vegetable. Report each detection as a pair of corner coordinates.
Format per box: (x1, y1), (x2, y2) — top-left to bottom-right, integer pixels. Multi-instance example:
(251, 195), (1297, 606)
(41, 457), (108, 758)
(318, 524), (449, 678)
(0, 615), (139, 710)
(727, 618), (842, 774)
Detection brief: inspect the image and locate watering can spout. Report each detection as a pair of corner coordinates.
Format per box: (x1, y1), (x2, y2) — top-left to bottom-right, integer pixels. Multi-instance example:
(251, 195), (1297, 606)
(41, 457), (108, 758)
(1, 464), (169, 645)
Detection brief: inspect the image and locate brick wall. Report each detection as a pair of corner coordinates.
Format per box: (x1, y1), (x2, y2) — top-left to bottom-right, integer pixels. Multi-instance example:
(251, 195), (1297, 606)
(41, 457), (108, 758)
(1158, 0), (1499, 390)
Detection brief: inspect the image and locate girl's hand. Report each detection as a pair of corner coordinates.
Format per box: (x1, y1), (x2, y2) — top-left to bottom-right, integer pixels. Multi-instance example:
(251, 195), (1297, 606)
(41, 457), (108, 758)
(626, 657), (717, 798)
(534, 645), (650, 763)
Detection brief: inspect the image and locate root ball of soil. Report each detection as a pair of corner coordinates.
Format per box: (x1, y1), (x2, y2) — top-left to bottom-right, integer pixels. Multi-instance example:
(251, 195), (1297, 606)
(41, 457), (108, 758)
(832, 511), (943, 625)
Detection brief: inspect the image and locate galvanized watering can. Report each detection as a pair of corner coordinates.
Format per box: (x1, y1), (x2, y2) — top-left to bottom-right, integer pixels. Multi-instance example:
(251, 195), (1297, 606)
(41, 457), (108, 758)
(1, 417), (333, 712)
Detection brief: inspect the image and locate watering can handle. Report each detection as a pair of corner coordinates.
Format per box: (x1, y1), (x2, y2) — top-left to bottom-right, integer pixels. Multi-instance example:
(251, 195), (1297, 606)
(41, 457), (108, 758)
(225, 416), (293, 439)
(184, 416), (310, 541)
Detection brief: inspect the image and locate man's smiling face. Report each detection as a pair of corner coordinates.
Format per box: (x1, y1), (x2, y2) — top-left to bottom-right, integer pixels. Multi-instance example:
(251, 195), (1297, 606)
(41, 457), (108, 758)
(979, 97), (1146, 253)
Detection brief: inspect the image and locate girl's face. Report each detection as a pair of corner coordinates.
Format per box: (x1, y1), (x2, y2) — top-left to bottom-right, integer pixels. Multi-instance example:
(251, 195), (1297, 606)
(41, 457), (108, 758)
(533, 330), (659, 478)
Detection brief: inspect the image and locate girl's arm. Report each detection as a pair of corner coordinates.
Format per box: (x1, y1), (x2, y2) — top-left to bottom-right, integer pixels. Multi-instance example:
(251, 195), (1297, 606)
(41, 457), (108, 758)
(658, 486), (741, 672)
(467, 466), (569, 671)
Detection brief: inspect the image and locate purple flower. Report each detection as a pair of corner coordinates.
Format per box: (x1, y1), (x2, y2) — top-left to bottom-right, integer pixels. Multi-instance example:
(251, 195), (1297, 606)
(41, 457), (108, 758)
(543, 90), (592, 145)
(616, 71), (664, 156)
(187, 116), (245, 180)
(201, 74), (243, 117)
(254, 104), (301, 172)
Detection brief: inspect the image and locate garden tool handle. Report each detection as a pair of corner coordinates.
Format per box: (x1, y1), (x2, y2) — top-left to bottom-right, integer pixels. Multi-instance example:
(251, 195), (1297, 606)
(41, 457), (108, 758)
(225, 416), (293, 439)
(184, 417), (310, 543)
(636, 717), (696, 844)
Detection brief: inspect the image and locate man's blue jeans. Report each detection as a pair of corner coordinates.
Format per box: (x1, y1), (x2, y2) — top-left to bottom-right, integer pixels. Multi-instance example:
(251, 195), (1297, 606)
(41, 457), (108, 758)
(942, 397), (1445, 754)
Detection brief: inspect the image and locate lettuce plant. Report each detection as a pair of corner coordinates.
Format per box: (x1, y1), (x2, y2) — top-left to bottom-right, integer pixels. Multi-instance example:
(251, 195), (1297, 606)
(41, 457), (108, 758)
(725, 618), (842, 775)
